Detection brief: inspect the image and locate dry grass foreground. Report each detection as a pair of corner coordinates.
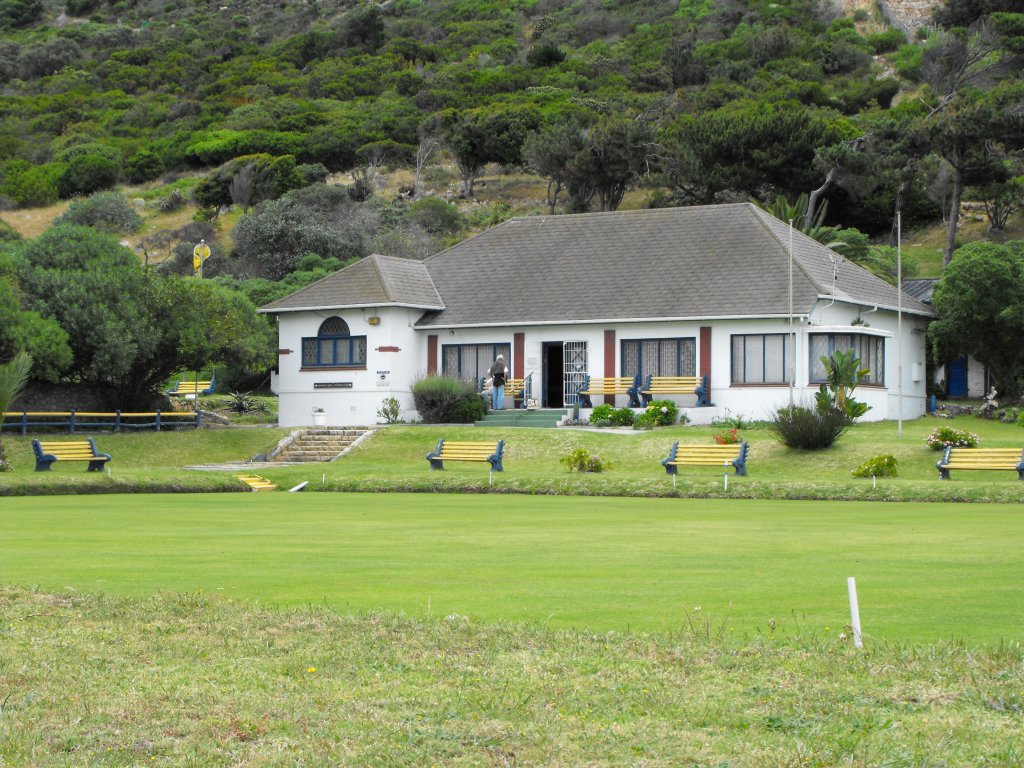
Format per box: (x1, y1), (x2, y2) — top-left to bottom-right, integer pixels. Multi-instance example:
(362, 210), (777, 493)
(0, 586), (1022, 767)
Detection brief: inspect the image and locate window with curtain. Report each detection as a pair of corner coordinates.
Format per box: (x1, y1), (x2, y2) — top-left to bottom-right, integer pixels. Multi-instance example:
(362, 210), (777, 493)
(809, 333), (885, 385)
(441, 343), (511, 383)
(621, 338), (696, 379)
(730, 334), (791, 384)
(301, 317), (367, 368)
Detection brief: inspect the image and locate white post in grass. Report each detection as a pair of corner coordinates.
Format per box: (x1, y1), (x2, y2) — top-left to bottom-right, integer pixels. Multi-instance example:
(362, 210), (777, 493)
(788, 219), (795, 408)
(723, 461), (729, 492)
(847, 577), (864, 648)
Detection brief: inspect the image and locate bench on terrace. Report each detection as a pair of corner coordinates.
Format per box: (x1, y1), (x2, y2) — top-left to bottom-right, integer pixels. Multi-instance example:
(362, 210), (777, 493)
(640, 375), (709, 407)
(167, 378), (215, 396)
(576, 375), (641, 408)
(426, 439), (505, 472)
(32, 438), (112, 472)
(936, 447), (1024, 480)
(661, 441), (749, 476)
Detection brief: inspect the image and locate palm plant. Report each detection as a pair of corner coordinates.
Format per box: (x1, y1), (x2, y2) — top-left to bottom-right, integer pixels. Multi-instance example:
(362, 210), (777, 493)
(0, 351), (33, 468)
(814, 348), (870, 420)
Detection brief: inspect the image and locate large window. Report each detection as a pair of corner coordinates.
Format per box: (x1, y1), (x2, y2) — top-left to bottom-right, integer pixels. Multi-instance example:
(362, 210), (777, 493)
(810, 333), (884, 385)
(442, 343), (511, 383)
(621, 338), (696, 379)
(731, 334), (791, 385)
(301, 317), (367, 368)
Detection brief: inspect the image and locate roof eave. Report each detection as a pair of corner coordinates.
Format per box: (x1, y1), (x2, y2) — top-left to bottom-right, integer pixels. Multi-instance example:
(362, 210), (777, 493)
(260, 301), (446, 315)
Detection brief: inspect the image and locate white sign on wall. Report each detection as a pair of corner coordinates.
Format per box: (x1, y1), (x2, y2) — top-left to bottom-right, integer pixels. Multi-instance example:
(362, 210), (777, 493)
(377, 370), (390, 387)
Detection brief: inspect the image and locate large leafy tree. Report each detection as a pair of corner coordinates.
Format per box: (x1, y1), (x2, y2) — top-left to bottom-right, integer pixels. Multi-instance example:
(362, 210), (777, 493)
(930, 240), (1024, 398)
(0, 254), (72, 380)
(440, 106), (541, 197)
(13, 226), (274, 407)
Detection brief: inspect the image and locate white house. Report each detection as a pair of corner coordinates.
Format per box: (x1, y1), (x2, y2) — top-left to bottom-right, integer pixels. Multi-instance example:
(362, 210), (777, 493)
(259, 203), (935, 427)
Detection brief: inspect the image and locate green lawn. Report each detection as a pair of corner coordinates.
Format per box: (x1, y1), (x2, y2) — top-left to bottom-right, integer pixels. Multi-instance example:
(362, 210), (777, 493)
(3, 493), (1022, 644)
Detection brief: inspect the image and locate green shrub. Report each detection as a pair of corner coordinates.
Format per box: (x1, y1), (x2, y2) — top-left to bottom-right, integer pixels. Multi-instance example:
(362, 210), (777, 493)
(636, 400), (679, 428)
(411, 375), (486, 423)
(610, 407), (635, 426)
(409, 196), (463, 234)
(54, 191), (143, 233)
(852, 454), (898, 478)
(57, 154), (120, 198)
(376, 396), (401, 424)
(590, 404), (614, 422)
(770, 405), (850, 450)
(124, 150), (166, 184)
(866, 28), (905, 54)
(560, 448), (610, 473)
(925, 426), (979, 451)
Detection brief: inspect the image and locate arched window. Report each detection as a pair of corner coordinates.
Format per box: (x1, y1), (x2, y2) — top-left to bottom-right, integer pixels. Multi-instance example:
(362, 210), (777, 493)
(301, 316), (367, 368)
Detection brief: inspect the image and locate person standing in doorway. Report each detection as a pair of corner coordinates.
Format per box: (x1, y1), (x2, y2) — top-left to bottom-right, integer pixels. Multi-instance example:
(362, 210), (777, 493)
(488, 354), (509, 410)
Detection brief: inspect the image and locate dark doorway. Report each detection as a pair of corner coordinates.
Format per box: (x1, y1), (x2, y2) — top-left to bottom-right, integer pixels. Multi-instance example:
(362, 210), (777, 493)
(542, 342), (564, 407)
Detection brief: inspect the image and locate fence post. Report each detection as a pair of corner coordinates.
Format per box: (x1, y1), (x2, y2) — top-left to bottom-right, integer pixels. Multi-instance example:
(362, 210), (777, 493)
(114, 410), (121, 433)
(21, 411), (27, 435)
(69, 409), (76, 434)
(156, 410), (162, 432)
(194, 410), (201, 429)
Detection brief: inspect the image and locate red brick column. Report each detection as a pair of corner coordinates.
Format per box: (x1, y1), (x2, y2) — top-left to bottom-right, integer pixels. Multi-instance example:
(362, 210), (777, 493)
(427, 334), (437, 375)
(514, 332), (525, 379)
(604, 329), (616, 405)
(699, 326), (711, 384)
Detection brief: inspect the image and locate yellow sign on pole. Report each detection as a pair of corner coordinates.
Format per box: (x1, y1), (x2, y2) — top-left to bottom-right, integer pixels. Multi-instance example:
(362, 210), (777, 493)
(192, 242), (211, 276)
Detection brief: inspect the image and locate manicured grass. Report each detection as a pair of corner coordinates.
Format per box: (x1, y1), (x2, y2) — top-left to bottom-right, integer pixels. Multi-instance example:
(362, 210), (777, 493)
(0, 427), (290, 494)
(3, 416), (1024, 501)
(3, 587), (1022, 768)
(3, 493), (1022, 643)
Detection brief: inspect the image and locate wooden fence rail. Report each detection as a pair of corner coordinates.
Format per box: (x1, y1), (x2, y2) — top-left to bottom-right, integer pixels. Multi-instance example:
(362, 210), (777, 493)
(1, 410), (201, 434)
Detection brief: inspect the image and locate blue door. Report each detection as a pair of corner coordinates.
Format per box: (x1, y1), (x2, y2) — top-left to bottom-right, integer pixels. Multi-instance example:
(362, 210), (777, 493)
(948, 357), (968, 398)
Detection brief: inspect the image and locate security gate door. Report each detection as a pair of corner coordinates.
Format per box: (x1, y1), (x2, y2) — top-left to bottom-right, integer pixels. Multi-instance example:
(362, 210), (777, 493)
(563, 341), (587, 406)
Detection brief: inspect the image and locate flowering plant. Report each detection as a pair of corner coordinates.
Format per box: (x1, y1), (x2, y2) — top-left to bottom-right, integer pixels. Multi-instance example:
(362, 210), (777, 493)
(925, 426), (979, 451)
(713, 428), (740, 445)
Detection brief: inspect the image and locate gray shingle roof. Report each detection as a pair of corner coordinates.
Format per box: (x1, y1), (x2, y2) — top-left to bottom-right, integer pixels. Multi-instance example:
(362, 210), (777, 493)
(260, 204), (934, 323)
(414, 203), (933, 327)
(901, 278), (937, 304)
(260, 254), (444, 313)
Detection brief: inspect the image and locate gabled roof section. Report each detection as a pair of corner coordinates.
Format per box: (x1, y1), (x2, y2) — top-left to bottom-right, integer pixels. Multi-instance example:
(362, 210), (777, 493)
(749, 207), (933, 318)
(260, 254), (444, 313)
(415, 203), (933, 328)
(901, 278), (937, 304)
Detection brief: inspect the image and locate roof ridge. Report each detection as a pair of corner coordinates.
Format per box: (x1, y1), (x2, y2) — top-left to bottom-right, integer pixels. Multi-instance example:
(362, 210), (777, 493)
(748, 204), (826, 296)
(367, 254), (391, 301)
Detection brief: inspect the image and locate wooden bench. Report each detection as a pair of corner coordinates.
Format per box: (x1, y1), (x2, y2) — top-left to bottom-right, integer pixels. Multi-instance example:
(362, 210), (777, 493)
(426, 439), (505, 471)
(32, 438), (112, 472)
(936, 447), (1024, 480)
(167, 379), (215, 396)
(641, 374), (709, 407)
(577, 375), (641, 408)
(480, 376), (531, 408)
(661, 441), (749, 476)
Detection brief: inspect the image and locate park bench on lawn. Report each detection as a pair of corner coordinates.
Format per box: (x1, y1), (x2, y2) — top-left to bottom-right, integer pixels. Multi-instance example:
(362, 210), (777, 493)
(577, 374), (642, 408)
(426, 439), (505, 472)
(640, 375), (709, 407)
(936, 446), (1024, 480)
(167, 378), (215, 396)
(32, 438), (111, 472)
(661, 441), (749, 476)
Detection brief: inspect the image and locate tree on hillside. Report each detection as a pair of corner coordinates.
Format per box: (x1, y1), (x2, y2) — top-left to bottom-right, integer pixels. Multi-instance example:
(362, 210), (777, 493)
(12, 226), (273, 407)
(230, 184), (373, 280)
(440, 106), (541, 197)
(930, 240), (1024, 398)
(0, 256), (72, 380)
(915, 83), (1024, 266)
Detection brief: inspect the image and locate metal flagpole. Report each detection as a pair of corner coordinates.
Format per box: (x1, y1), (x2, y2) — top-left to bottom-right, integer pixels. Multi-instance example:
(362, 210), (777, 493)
(789, 219), (794, 407)
(897, 212), (903, 439)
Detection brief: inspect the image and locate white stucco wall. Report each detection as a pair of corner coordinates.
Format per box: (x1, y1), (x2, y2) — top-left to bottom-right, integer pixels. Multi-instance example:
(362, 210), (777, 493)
(272, 300), (929, 426)
(273, 306), (426, 427)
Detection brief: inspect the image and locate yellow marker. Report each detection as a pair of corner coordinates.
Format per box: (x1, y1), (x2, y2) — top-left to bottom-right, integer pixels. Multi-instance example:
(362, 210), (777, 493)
(192, 242), (211, 275)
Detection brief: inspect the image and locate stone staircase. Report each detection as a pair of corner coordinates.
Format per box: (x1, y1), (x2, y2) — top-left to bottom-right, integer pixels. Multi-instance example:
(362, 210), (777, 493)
(269, 427), (370, 463)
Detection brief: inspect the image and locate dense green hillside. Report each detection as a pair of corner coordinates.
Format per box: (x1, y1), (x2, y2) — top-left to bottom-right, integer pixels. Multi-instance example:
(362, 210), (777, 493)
(1, 0), (1023, 404)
